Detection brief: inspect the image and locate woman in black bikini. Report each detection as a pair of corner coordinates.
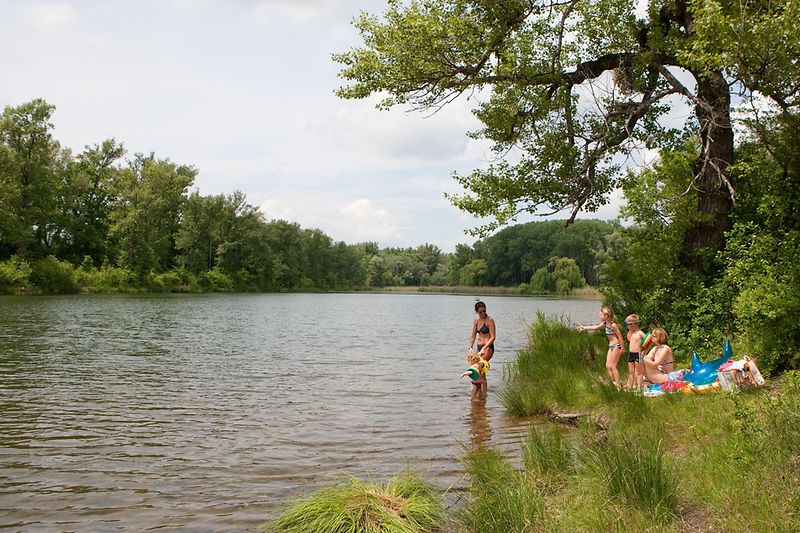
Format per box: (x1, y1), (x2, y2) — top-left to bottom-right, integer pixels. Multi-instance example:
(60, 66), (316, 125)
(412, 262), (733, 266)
(642, 327), (675, 384)
(469, 301), (496, 361)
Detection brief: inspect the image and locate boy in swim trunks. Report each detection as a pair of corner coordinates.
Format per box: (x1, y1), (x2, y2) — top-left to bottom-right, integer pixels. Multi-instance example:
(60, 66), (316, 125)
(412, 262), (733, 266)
(625, 314), (646, 390)
(461, 349), (490, 400)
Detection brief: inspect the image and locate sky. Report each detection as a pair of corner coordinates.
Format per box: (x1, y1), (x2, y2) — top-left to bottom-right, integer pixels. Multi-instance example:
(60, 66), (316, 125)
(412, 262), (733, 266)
(0, 0), (627, 252)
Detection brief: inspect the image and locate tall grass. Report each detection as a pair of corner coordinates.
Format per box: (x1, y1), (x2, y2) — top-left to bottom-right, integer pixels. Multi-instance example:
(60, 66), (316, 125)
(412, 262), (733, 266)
(500, 313), (607, 416)
(269, 473), (446, 533)
(522, 426), (575, 479)
(583, 430), (677, 524)
(759, 371), (800, 456)
(459, 448), (544, 532)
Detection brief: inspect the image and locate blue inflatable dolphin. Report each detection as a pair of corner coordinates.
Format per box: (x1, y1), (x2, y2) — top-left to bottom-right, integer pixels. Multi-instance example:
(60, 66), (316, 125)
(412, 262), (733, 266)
(684, 340), (732, 386)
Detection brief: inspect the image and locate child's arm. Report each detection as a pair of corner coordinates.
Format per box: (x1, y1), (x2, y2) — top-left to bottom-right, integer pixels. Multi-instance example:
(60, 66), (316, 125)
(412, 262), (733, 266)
(462, 366), (479, 379)
(577, 321), (603, 333)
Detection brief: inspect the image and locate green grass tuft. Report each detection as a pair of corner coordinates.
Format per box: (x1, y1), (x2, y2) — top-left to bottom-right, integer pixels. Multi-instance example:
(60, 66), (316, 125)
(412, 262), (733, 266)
(522, 426), (575, 480)
(459, 448), (544, 533)
(268, 472), (446, 533)
(583, 429), (677, 524)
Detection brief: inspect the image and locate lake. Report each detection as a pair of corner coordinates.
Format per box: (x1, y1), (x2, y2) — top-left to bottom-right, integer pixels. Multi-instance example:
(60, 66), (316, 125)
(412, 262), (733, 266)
(0, 293), (600, 531)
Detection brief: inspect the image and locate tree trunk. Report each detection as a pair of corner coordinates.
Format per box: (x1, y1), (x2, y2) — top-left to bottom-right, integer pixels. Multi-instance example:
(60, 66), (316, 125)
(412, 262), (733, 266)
(679, 70), (734, 272)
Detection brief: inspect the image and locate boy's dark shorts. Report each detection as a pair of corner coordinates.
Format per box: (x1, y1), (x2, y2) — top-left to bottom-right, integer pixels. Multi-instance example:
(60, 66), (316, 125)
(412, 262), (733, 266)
(628, 351), (642, 363)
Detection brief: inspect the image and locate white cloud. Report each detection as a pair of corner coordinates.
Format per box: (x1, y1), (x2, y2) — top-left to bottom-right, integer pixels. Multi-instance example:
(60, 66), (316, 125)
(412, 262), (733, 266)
(259, 199), (297, 222)
(250, 0), (337, 25)
(259, 197), (403, 244)
(23, 1), (82, 31)
(334, 198), (401, 242)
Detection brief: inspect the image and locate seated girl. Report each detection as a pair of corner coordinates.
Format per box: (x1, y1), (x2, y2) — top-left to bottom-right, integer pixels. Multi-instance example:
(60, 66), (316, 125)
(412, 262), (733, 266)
(642, 327), (678, 384)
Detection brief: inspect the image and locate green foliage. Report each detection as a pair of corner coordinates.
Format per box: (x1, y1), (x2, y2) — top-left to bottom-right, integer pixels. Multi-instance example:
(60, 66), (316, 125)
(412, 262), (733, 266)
(522, 426), (575, 480)
(499, 314), (606, 416)
(476, 318), (800, 530)
(0, 99), (65, 258)
(481, 219), (618, 286)
(0, 255), (31, 293)
(195, 269), (234, 293)
(144, 271), (187, 293)
(525, 256), (586, 296)
(583, 430), (677, 524)
(460, 448), (544, 533)
(458, 259), (488, 286)
(604, 115), (800, 372)
(270, 473), (446, 533)
(29, 256), (79, 294)
(334, 0), (797, 274)
(734, 372), (800, 460)
(111, 153), (196, 273)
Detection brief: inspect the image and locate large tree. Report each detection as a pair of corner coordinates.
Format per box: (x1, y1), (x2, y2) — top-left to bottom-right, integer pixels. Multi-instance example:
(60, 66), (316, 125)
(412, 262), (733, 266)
(334, 0), (799, 272)
(0, 99), (65, 257)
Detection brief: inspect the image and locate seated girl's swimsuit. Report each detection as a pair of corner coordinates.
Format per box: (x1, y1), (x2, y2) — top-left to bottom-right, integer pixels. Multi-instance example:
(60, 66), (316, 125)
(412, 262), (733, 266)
(650, 346), (674, 372)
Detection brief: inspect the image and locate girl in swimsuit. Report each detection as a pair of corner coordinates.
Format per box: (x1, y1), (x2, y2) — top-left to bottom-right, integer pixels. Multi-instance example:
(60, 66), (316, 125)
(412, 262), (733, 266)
(577, 306), (625, 389)
(642, 327), (675, 384)
(461, 350), (490, 400)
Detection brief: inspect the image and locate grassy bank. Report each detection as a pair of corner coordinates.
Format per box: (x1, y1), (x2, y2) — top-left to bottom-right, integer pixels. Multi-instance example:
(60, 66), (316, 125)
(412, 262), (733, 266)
(267, 317), (800, 531)
(473, 316), (800, 531)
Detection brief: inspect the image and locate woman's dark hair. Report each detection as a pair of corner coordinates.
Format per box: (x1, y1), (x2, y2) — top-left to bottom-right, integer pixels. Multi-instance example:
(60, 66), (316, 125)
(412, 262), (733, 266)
(474, 301), (486, 312)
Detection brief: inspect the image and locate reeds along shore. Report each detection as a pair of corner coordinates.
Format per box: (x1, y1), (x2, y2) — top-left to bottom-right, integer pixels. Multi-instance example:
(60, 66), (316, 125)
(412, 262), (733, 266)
(268, 317), (800, 532)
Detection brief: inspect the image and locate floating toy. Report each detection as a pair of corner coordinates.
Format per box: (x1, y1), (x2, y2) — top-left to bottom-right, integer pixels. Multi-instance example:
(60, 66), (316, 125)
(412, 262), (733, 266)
(723, 338), (733, 359)
(464, 360), (490, 381)
(684, 350), (728, 386)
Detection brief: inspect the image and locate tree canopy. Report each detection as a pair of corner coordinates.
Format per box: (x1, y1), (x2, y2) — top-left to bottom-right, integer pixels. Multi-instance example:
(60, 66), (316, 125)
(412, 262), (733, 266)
(334, 0), (800, 273)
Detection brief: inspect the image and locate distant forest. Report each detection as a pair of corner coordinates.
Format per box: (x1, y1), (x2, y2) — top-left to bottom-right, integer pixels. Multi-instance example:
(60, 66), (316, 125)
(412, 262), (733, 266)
(0, 99), (619, 294)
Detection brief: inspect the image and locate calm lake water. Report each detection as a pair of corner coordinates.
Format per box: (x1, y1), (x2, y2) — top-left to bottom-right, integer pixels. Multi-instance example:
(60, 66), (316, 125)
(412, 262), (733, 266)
(0, 293), (600, 531)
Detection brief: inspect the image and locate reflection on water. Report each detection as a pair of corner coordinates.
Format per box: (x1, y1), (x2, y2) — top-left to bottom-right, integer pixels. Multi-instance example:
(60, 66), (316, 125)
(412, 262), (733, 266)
(0, 293), (600, 530)
(467, 400), (492, 449)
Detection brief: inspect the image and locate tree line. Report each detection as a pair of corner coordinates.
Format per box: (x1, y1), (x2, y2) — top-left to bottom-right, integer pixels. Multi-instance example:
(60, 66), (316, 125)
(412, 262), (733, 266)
(0, 99), (617, 295)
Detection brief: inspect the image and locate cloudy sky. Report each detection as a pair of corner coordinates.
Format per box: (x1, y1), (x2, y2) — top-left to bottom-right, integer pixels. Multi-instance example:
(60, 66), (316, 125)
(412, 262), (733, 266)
(0, 0), (625, 251)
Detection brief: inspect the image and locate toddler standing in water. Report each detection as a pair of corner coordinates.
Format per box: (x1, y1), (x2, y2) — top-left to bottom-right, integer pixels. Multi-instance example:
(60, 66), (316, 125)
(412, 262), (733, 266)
(625, 314), (646, 390)
(461, 349), (490, 400)
(577, 306), (625, 390)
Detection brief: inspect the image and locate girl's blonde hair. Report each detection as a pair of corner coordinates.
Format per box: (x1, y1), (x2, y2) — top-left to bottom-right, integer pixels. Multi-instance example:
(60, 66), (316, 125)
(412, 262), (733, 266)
(651, 327), (668, 344)
(601, 306), (614, 320)
(467, 350), (481, 364)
